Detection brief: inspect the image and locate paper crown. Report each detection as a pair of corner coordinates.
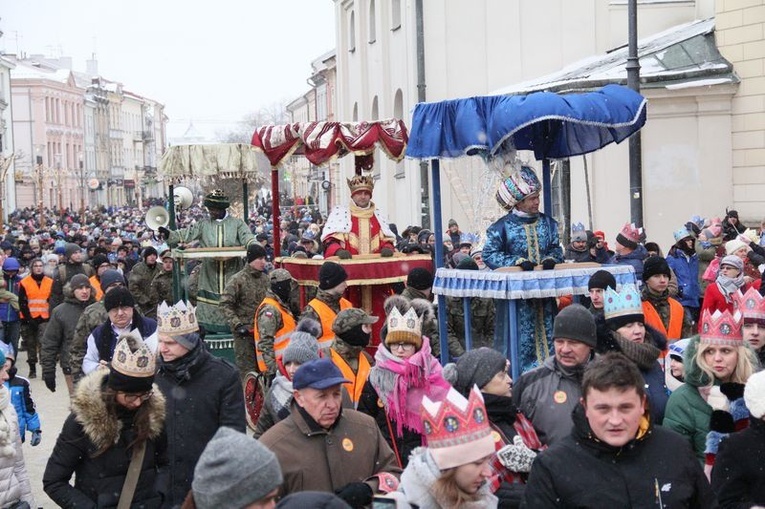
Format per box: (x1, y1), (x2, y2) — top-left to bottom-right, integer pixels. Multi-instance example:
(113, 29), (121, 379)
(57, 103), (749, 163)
(673, 227), (692, 243)
(385, 306), (422, 347)
(157, 301), (199, 336)
(420, 386), (495, 470)
(603, 284), (643, 321)
(347, 174), (375, 196)
(700, 309), (743, 346)
(496, 166), (541, 211)
(734, 287), (765, 322)
(111, 330), (156, 379)
(459, 232), (479, 247)
(618, 223), (643, 244)
(571, 222), (587, 242)
(742, 228), (761, 244)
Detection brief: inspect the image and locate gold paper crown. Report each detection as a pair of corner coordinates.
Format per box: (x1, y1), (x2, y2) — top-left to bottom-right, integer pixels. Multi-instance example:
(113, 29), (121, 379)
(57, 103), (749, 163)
(347, 174), (375, 195)
(112, 331), (156, 378)
(385, 306), (422, 346)
(157, 301), (199, 336)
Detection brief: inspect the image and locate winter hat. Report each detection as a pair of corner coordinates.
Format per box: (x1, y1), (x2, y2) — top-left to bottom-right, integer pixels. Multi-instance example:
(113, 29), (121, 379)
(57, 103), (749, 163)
(269, 269), (294, 283)
(293, 358), (350, 390)
(192, 427), (283, 509)
(720, 255), (744, 273)
(65, 242), (81, 260)
(603, 285), (644, 331)
(100, 269), (126, 291)
(103, 286), (135, 312)
(142, 246), (158, 260)
(0, 348), (6, 370)
(282, 318), (321, 365)
(1, 258), (19, 272)
(456, 257), (479, 270)
(247, 243), (267, 263)
(668, 338), (690, 362)
(318, 261), (347, 290)
(407, 267), (433, 290)
(451, 252), (469, 267)
(332, 308), (378, 336)
(107, 332), (156, 392)
(452, 347), (507, 395)
(276, 492), (353, 509)
(616, 223), (641, 250)
(384, 305), (423, 349)
(552, 304), (597, 347)
(447, 218), (458, 228)
(496, 166), (541, 211)
(69, 274), (91, 290)
(673, 227), (692, 243)
(745, 370), (765, 419)
(587, 270), (617, 291)
(642, 256), (672, 283)
(91, 254), (110, 269)
(571, 222), (588, 242)
(725, 239), (748, 256)
(202, 189), (230, 209)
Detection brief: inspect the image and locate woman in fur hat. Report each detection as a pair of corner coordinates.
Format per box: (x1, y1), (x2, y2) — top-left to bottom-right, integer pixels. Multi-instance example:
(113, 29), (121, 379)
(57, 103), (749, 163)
(357, 295), (451, 469)
(43, 335), (168, 507)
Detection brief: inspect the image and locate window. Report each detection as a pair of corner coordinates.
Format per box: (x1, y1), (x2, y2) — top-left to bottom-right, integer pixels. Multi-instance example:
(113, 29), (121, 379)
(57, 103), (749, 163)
(391, 0), (401, 30)
(393, 89), (405, 178)
(371, 96), (379, 120)
(369, 0), (377, 43)
(349, 11), (356, 52)
(352, 102), (358, 122)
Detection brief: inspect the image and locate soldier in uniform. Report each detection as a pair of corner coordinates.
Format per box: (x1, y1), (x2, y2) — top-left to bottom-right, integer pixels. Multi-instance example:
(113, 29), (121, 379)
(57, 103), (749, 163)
(325, 308), (378, 409)
(220, 244), (270, 379)
(254, 269), (297, 377)
(446, 257), (496, 352)
(301, 262), (353, 350)
(128, 247), (161, 319)
(150, 249), (174, 310)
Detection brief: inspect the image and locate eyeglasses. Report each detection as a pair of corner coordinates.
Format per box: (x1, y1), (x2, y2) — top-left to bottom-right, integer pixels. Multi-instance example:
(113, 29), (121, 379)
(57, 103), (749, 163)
(389, 342), (415, 352)
(120, 391), (153, 403)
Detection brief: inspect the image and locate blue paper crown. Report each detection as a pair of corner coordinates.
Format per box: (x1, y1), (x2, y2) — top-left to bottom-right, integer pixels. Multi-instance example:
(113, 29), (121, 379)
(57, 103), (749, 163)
(673, 227), (691, 243)
(459, 232), (479, 246)
(571, 222), (586, 233)
(603, 284), (642, 321)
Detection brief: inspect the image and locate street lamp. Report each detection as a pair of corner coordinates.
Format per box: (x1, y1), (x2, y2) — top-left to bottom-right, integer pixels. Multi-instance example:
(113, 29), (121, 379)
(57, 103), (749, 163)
(34, 146), (46, 229)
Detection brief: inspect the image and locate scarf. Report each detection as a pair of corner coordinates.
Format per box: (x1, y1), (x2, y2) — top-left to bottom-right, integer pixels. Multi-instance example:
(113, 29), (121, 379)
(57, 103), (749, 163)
(716, 273), (745, 303)
(368, 339), (451, 436)
(159, 342), (204, 383)
(512, 208), (538, 219)
(349, 201), (376, 219)
(269, 374), (294, 422)
(483, 393), (517, 428)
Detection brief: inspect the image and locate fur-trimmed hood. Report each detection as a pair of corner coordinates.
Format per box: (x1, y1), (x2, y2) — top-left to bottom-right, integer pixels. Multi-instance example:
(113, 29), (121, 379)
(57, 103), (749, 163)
(71, 370), (165, 451)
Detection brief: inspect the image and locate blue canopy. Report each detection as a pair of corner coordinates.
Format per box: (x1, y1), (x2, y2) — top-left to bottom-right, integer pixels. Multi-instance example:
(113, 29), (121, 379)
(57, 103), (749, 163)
(407, 84), (647, 161)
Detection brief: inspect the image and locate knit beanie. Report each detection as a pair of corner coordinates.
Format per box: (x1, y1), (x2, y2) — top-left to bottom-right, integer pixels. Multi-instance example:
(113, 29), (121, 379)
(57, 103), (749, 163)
(453, 347), (507, 395)
(745, 370), (765, 419)
(247, 243), (267, 263)
(588, 270), (616, 291)
(192, 427), (283, 509)
(100, 269), (126, 291)
(142, 246), (158, 260)
(282, 319), (321, 365)
(725, 239), (748, 256)
(318, 261), (347, 290)
(553, 304), (597, 347)
(642, 256), (671, 282)
(456, 257), (479, 271)
(720, 255), (744, 273)
(69, 274), (91, 290)
(65, 242), (81, 260)
(103, 286), (135, 312)
(91, 254), (110, 269)
(407, 267), (434, 290)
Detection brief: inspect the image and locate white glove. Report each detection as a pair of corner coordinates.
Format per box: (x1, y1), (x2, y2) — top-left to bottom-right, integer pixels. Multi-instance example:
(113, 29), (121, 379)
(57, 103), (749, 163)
(706, 386), (730, 413)
(497, 435), (537, 473)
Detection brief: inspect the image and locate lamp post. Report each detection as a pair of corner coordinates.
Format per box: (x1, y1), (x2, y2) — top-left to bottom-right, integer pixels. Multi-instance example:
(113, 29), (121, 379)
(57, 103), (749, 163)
(54, 153), (64, 220)
(35, 154), (45, 229)
(627, 0), (643, 227)
(79, 152), (85, 220)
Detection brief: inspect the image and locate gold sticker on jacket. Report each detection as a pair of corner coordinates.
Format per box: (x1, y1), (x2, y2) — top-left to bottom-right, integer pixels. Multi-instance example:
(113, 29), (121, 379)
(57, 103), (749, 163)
(342, 438), (354, 452)
(377, 398), (384, 408)
(553, 391), (567, 404)
(491, 431), (502, 443)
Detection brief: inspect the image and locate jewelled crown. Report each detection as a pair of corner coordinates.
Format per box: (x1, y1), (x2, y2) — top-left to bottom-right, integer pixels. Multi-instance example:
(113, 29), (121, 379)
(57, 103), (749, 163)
(673, 227), (692, 243)
(571, 222), (587, 242)
(618, 223), (643, 244)
(112, 331), (156, 379)
(734, 287), (765, 322)
(157, 301), (199, 336)
(385, 306), (423, 347)
(347, 174), (375, 195)
(420, 386), (495, 470)
(700, 309), (743, 346)
(603, 284), (642, 321)
(496, 166), (541, 211)
(459, 232), (479, 247)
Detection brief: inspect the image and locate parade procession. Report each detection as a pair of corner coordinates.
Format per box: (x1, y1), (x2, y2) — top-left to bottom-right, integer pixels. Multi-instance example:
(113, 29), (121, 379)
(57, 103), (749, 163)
(3, 1), (765, 508)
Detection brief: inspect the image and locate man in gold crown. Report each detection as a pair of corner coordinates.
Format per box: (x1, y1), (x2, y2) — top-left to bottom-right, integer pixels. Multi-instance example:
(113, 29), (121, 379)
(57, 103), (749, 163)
(158, 189), (256, 333)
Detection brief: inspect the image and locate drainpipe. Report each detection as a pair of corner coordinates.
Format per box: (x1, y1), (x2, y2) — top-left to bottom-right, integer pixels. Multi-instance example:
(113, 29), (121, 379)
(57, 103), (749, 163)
(627, 0), (643, 227)
(415, 0), (430, 230)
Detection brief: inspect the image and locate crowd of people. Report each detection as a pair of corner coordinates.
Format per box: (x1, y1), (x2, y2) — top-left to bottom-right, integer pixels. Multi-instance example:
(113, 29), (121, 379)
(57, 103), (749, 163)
(0, 163), (763, 508)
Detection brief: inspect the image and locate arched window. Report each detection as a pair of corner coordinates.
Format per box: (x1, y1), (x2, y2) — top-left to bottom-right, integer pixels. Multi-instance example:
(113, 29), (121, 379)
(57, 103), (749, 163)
(352, 103), (358, 122)
(349, 11), (356, 52)
(391, 0), (401, 30)
(393, 89), (405, 178)
(369, 0), (377, 43)
(371, 96), (379, 120)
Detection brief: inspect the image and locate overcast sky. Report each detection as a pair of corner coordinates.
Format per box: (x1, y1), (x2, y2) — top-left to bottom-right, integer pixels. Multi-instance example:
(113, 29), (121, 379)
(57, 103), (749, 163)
(1, 0), (337, 140)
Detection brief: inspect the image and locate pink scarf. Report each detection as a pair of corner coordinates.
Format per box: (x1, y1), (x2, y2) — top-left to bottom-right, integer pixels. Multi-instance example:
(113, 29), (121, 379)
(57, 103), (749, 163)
(370, 338), (452, 436)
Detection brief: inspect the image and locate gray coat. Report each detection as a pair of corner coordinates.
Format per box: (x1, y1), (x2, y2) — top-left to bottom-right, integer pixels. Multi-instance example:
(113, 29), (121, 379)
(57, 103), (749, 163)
(41, 283), (96, 379)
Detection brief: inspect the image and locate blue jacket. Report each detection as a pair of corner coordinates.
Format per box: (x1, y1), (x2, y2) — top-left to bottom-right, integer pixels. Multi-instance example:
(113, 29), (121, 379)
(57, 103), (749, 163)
(484, 211), (563, 269)
(4, 373), (40, 440)
(666, 247), (701, 308)
(607, 244), (647, 282)
(0, 274), (21, 322)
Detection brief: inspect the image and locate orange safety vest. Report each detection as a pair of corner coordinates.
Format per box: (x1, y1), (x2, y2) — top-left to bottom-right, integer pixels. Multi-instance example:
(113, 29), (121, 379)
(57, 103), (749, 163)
(308, 297), (353, 349)
(254, 297), (296, 372)
(19, 275), (53, 320)
(90, 275), (104, 302)
(642, 298), (684, 340)
(330, 349), (371, 408)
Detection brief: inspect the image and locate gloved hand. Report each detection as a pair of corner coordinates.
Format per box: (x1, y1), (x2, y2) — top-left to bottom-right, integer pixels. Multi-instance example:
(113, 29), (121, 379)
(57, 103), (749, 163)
(738, 234), (752, 245)
(43, 374), (56, 393)
(497, 435), (537, 473)
(720, 382), (746, 402)
(30, 430), (41, 447)
(335, 482), (373, 508)
(336, 249), (352, 260)
(706, 386), (730, 413)
(235, 324), (250, 336)
(157, 226), (171, 239)
(541, 258), (556, 270)
(517, 260), (535, 271)
(380, 247), (394, 257)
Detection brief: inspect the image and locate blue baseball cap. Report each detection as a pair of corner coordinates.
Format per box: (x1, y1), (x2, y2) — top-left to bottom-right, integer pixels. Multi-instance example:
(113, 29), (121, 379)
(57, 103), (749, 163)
(293, 359), (350, 390)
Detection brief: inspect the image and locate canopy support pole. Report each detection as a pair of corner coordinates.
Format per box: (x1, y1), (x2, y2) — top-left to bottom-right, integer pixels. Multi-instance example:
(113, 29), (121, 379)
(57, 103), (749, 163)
(431, 159), (449, 365)
(542, 159), (552, 215)
(271, 168), (281, 257)
(627, 0), (644, 227)
(242, 180), (249, 222)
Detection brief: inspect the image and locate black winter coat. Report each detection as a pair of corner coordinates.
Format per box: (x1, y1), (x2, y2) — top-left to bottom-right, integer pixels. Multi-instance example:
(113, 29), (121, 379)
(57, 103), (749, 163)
(155, 343), (246, 507)
(522, 404), (715, 509)
(712, 416), (765, 508)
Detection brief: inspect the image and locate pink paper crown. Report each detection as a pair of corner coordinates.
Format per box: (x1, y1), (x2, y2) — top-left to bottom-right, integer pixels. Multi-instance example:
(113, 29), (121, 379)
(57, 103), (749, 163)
(700, 309), (743, 346)
(619, 223), (643, 243)
(420, 386), (495, 470)
(734, 287), (765, 322)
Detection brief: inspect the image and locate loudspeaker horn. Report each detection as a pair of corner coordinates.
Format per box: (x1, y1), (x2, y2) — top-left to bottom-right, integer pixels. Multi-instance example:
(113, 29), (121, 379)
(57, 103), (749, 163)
(173, 186), (193, 209)
(145, 206), (170, 230)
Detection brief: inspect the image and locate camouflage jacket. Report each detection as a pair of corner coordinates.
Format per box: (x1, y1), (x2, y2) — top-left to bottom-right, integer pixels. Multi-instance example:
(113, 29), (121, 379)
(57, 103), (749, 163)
(256, 290), (295, 373)
(401, 286), (445, 358)
(70, 300), (108, 382)
(220, 265), (269, 330)
(128, 261), (161, 318)
(151, 270), (174, 309)
(446, 295), (495, 353)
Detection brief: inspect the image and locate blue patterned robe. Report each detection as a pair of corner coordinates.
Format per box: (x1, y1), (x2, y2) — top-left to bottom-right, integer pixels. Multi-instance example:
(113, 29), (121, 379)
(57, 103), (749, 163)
(483, 211), (564, 373)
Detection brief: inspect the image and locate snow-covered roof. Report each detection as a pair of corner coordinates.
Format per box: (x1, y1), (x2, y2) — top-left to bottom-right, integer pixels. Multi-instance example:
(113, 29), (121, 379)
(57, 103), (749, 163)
(493, 17), (737, 95)
(10, 61), (72, 83)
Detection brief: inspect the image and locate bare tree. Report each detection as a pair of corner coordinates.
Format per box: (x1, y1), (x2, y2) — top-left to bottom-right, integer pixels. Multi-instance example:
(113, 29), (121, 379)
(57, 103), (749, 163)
(215, 102), (290, 143)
